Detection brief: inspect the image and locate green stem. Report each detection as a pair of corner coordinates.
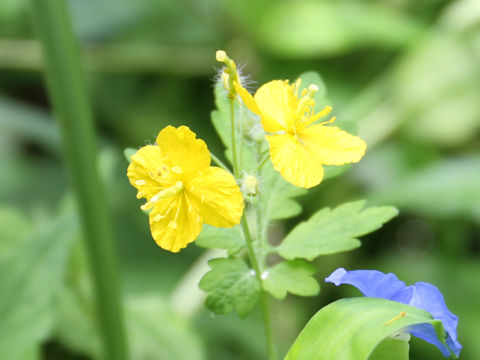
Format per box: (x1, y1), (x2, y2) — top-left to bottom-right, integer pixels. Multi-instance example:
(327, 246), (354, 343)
(229, 97), (240, 176)
(29, 1), (127, 359)
(240, 215), (277, 360)
(256, 153), (271, 172)
(210, 152), (231, 173)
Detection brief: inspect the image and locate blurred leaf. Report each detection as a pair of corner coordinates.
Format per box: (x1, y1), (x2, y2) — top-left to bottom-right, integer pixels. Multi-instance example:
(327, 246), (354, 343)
(369, 155), (480, 220)
(0, 206), (31, 261)
(394, 34), (480, 146)
(276, 200), (398, 261)
(0, 205), (75, 359)
(284, 297), (445, 360)
(263, 260), (319, 300)
(123, 147), (137, 163)
(55, 242), (205, 360)
(261, 161), (307, 221)
(195, 224), (244, 255)
(199, 257), (260, 317)
(369, 337), (410, 360)
(0, 97), (60, 153)
(258, 1), (420, 58)
(126, 295), (205, 360)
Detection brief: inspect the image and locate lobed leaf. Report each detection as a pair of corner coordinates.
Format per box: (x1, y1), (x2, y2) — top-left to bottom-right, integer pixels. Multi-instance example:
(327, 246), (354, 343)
(195, 224), (244, 255)
(261, 161), (307, 221)
(199, 257), (260, 317)
(276, 200), (398, 261)
(263, 260), (320, 300)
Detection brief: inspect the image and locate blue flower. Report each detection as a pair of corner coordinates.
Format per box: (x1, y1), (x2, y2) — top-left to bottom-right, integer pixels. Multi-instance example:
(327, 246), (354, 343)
(325, 268), (462, 357)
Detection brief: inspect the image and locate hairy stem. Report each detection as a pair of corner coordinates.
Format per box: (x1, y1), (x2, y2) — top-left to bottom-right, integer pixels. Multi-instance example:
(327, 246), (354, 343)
(229, 98), (240, 177)
(240, 215), (278, 360)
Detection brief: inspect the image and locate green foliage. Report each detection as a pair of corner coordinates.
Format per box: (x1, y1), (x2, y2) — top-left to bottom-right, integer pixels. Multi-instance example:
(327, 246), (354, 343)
(199, 258), (260, 317)
(277, 201), (398, 261)
(284, 297), (446, 360)
(370, 155), (480, 219)
(0, 207), (31, 260)
(369, 337), (410, 360)
(123, 147), (136, 163)
(263, 260), (319, 300)
(261, 161), (307, 221)
(55, 242), (206, 360)
(0, 205), (75, 359)
(195, 224), (244, 255)
(257, 1), (420, 58)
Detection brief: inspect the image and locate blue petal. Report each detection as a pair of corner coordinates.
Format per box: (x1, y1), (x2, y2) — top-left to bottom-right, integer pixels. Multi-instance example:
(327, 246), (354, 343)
(325, 268), (409, 300)
(407, 282), (462, 357)
(408, 323), (452, 357)
(325, 268), (462, 357)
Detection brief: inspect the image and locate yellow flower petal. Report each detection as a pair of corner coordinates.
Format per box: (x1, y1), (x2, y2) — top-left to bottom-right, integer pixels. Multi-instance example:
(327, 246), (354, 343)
(299, 124), (367, 166)
(254, 80), (294, 133)
(149, 194), (202, 253)
(187, 167), (244, 227)
(156, 125), (210, 178)
(127, 145), (172, 200)
(266, 133), (324, 188)
(233, 81), (260, 115)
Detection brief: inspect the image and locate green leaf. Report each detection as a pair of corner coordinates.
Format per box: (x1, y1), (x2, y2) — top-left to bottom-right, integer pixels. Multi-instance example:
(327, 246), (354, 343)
(276, 200), (398, 261)
(261, 161), (307, 221)
(263, 260), (320, 300)
(123, 147), (137, 163)
(284, 297), (447, 360)
(199, 257), (260, 317)
(0, 206), (76, 359)
(369, 337), (410, 360)
(195, 224), (244, 255)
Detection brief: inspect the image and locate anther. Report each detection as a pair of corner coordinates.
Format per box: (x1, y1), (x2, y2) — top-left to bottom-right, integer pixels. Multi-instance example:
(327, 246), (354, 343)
(172, 166), (182, 174)
(216, 50), (227, 62)
(135, 179), (146, 186)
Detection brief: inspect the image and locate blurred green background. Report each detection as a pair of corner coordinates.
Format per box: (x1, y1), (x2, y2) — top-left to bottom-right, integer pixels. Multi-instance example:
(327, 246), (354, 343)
(1, 0), (479, 359)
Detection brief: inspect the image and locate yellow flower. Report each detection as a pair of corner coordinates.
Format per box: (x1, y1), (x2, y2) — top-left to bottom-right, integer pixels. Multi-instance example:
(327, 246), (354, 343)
(234, 79), (367, 188)
(127, 126), (244, 252)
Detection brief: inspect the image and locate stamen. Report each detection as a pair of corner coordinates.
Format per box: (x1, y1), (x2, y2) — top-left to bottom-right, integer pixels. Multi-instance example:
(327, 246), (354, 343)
(172, 166), (182, 174)
(135, 179), (146, 186)
(299, 106), (333, 129)
(384, 312), (407, 325)
(140, 181), (183, 211)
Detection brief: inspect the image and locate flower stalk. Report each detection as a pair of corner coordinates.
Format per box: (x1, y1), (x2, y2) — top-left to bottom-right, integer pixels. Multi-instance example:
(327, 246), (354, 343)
(29, 0), (127, 359)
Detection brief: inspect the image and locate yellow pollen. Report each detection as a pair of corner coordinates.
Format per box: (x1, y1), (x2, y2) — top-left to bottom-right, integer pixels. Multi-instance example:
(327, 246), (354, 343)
(172, 166), (182, 174)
